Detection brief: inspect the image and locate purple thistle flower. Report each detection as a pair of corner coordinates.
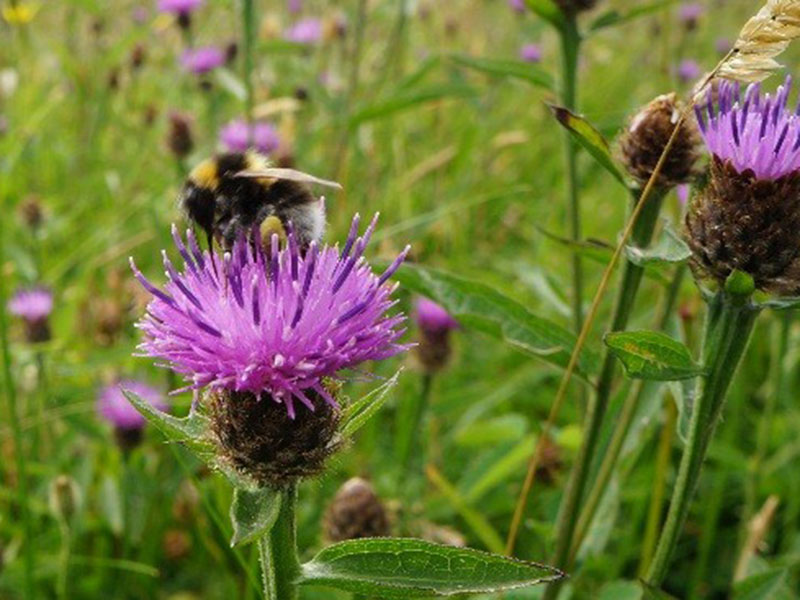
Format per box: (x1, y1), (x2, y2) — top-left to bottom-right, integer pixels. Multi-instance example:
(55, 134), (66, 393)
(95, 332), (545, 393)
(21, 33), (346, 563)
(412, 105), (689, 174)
(519, 43), (542, 63)
(131, 215), (410, 418)
(157, 0), (203, 15)
(285, 18), (323, 44)
(132, 6), (150, 24)
(715, 37), (732, 55)
(509, 0), (526, 13)
(415, 298), (459, 334)
(677, 183), (690, 205)
(694, 76), (800, 181)
(8, 286), (53, 322)
(180, 46), (225, 75)
(98, 380), (168, 430)
(677, 59), (701, 83)
(219, 120), (281, 155)
(287, 0), (302, 14)
(678, 2), (703, 25)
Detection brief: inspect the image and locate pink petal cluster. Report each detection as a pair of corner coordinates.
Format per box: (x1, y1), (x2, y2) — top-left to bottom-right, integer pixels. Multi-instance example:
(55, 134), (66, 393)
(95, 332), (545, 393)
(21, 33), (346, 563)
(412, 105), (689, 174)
(285, 18), (322, 44)
(180, 46), (225, 75)
(414, 298), (459, 334)
(695, 76), (800, 181)
(7, 287), (53, 322)
(157, 0), (203, 15)
(219, 119), (281, 155)
(132, 215), (410, 417)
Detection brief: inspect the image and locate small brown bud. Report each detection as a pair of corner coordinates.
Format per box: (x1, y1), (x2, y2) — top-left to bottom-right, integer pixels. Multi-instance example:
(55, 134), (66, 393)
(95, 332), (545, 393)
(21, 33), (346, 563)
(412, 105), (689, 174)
(163, 529), (191, 561)
(107, 68), (120, 91)
(225, 41), (238, 65)
(130, 43), (146, 71)
(114, 426), (144, 452)
(324, 478), (390, 542)
(177, 12), (191, 30)
(554, 0), (598, 14)
(49, 475), (80, 522)
(18, 195), (44, 229)
(167, 112), (194, 159)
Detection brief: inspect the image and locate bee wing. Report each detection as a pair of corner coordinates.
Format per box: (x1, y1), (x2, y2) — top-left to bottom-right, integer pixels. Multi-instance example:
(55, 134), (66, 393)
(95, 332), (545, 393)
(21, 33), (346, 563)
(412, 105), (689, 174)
(235, 168), (343, 190)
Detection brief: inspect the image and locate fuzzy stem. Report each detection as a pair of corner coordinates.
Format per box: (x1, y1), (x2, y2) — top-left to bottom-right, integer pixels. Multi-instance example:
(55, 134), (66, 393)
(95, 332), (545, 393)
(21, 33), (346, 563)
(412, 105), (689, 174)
(571, 263), (686, 563)
(0, 210), (35, 599)
(56, 520), (71, 600)
(543, 189), (665, 598)
(645, 289), (758, 587)
(258, 487), (300, 600)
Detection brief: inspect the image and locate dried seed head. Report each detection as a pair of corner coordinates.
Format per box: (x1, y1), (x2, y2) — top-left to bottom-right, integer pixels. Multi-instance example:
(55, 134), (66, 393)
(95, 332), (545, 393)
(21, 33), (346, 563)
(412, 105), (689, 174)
(686, 158), (800, 294)
(554, 0), (597, 15)
(618, 93), (702, 188)
(207, 388), (342, 489)
(324, 477), (391, 542)
(167, 112), (194, 159)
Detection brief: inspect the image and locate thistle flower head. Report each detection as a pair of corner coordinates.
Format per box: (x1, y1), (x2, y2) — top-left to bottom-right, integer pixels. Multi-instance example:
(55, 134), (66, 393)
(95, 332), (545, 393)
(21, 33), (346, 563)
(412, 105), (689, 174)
(324, 477), (391, 542)
(284, 18), (322, 44)
(131, 214), (409, 418)
(694, 76), (800, 180)
(678, 59), (701, 83)
(8, 286), (53, 322)
(219, 119), (281, 155)
(414, 297), (458, 374)
(519, 43), (542, 63)
(553, 0), (597, 15)
(508, 0), (526, 14)
(157, 0), (203, 15)
(180, 46), (224, 75)
(415, 298), (459, 334)
(678, 2), (703, 28)
(98, 380), (167, 431)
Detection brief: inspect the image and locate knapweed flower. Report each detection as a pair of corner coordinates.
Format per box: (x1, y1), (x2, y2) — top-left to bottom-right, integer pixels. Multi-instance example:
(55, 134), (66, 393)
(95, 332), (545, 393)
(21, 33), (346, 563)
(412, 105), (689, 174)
(98, 380), (168, 450)
(519, 43), (542, 63)
(677, 59), (701, 83)
(678, 3), (703, 29)
(509, 0), (526, 14)
(180, 46), (224, 75)
(618, 93), (701, 188)
(415, 297), (459, 374)
(157, 0), (203, 15)
(324, 478), (390, 542)
(131, 215), (409, 485)
(287, 0), (302, 14)
(219, 119), (281, 155)
(687, 77), (800, 294)
(284, 18), (322, 44)
(715, 37), (732, 55)
(167, 111), (194, 159)
(8, 286), (53, 342)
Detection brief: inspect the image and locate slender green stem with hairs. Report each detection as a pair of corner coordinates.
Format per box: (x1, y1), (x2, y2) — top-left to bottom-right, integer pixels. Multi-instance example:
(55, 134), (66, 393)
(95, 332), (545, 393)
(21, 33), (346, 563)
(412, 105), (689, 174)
(399, 373), (433, 477)
(0, 210), (35, 599)
(258, 486), (301, 600)
(241, 0), (256, 125)
(645, 286), (759, 587)
(543, 189), (666, 599)
(571, 264), (686, 562)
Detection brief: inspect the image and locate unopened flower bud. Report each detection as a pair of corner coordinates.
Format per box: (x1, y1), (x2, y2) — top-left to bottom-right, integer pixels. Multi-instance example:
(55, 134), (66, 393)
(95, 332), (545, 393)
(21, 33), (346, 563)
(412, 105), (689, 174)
(49, 475), (80, 522)
(324, 477), (390, 542)
(619, 93), (701, 189)
(554, 0), (597, 15)
(130, 43), (146, 71)
(18, 195), (44, 229)
(414, 298), (459, 374)
(8, 287), (53, 343)
(167, 112), (194, 159)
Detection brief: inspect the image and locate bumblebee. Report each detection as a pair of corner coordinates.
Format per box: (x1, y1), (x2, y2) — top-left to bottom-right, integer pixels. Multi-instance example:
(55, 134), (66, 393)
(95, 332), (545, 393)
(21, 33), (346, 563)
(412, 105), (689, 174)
(179, 151), (341, 251)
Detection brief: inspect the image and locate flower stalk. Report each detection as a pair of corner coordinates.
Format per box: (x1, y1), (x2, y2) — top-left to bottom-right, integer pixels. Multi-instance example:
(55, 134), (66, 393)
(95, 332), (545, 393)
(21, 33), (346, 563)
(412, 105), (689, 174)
(258, 487), (301, 600)
(645, 280), (759, 586)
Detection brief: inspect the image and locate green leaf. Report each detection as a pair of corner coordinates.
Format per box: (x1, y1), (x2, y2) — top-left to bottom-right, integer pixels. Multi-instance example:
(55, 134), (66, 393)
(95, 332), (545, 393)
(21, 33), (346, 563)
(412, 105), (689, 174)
(460, 434), (535, 504)
(229, 487), (282, 548)
(121, 389), (212, 455)
(547, 104), (629, 187)
(349, 85), (474, 127)
(625, 223), (691, 267)
(604, 331), (705, 381)
(733, 568), (788, 600)
(392, 263), (600, 378)
(449, 55), (553, 89)
(524, 0), (566, 30)
(341, 369), (403, 437)
(299, 538), (563, 597)
(589, 0), (676, 32)
(762, 296), (800, 310)
(638, 581), (680, 599)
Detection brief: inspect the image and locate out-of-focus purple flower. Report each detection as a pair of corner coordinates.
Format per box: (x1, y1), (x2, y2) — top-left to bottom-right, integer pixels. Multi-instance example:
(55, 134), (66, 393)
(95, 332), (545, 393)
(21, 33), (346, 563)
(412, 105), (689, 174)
(677, 59), (700, 83)
(715, 37), (732, 55)
(415, 298), (459, 334)
(219, 120), (282, 155)
(8, 287), (52, 323)
(98, 380), (168, 430)
(285, 18), (322, 44)
(678, 2), (703, 27)
(287, 0), (302, 14)
(132, 6), (150, 23)
(676, 184), (689, 205)
(131, 215), (410, 418)
(519, 43), (542, 63)
(509, 0), (526, 13)
(157, 0), (203, 15)
(180, 46), (225, 75)
(694, 76), (800, 181)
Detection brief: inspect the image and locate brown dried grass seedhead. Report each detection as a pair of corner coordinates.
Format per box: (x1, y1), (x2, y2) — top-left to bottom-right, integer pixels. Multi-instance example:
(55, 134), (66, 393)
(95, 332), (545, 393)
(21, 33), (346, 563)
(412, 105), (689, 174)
(324, 477), (391, 542)
(619, 93), (702, 189)
(208, 389), (342, 489)
(686, 158), (800, 295)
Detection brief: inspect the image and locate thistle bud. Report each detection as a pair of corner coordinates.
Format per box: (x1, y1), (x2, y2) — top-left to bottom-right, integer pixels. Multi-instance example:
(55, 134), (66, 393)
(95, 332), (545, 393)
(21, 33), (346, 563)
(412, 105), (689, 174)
(554, 0), (597, 15)
(207, 389), (342, 489)
(49, 475), (80, 522)
(324, 478), (390, 542)
(7, 287), (53, 343)
(618, 93), (701, 189)
(130, 43), (146, 71)
(414, 298), (459, 374)
(18, 195), (44, 230)
(167, 112), (194, 160)
(687, 77), (800, 295)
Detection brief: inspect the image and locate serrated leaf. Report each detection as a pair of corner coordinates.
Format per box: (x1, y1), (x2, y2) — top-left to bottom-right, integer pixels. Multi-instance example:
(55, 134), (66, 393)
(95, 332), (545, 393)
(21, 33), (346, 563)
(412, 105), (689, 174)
(392, 263), (600, 379)
(625, 223), (691, 267)
(299, 538), (563, 597)
(449, 55), (553, 89)
(548, 104), (629, 187)
(589, 0), (676, 32)
(524, 0), (566, 30)
(122, 389), (212, 455)
(605, 331), (704, 381)
(229, 487), (281, 547)
(733, 568), (787, 600)
(341, 370), (403, 437)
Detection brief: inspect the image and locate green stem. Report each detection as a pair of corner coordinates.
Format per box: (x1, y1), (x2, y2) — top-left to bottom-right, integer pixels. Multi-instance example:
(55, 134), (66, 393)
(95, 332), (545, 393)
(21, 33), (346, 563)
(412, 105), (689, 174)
(571, 263), (686, 561)
(258, 487), (300, 600)
(241, 0), (256, 125)
(645, 288), (759, 587)
(0, 207), (34, 599)
(544, 189), (665, 599)
(56, 521), (70, 600)
(399, 374), (433, 477)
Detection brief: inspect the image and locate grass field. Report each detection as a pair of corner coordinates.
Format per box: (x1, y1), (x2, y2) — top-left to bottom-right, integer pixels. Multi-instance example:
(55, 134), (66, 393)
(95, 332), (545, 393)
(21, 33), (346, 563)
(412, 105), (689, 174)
(2, 0), (800, 598)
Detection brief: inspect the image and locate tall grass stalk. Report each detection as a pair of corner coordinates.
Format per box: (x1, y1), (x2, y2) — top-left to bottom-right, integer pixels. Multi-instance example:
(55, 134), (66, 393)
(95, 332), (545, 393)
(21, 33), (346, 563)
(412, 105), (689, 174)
(398, 374), (434, 478)
(241, 0), (256, 125)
